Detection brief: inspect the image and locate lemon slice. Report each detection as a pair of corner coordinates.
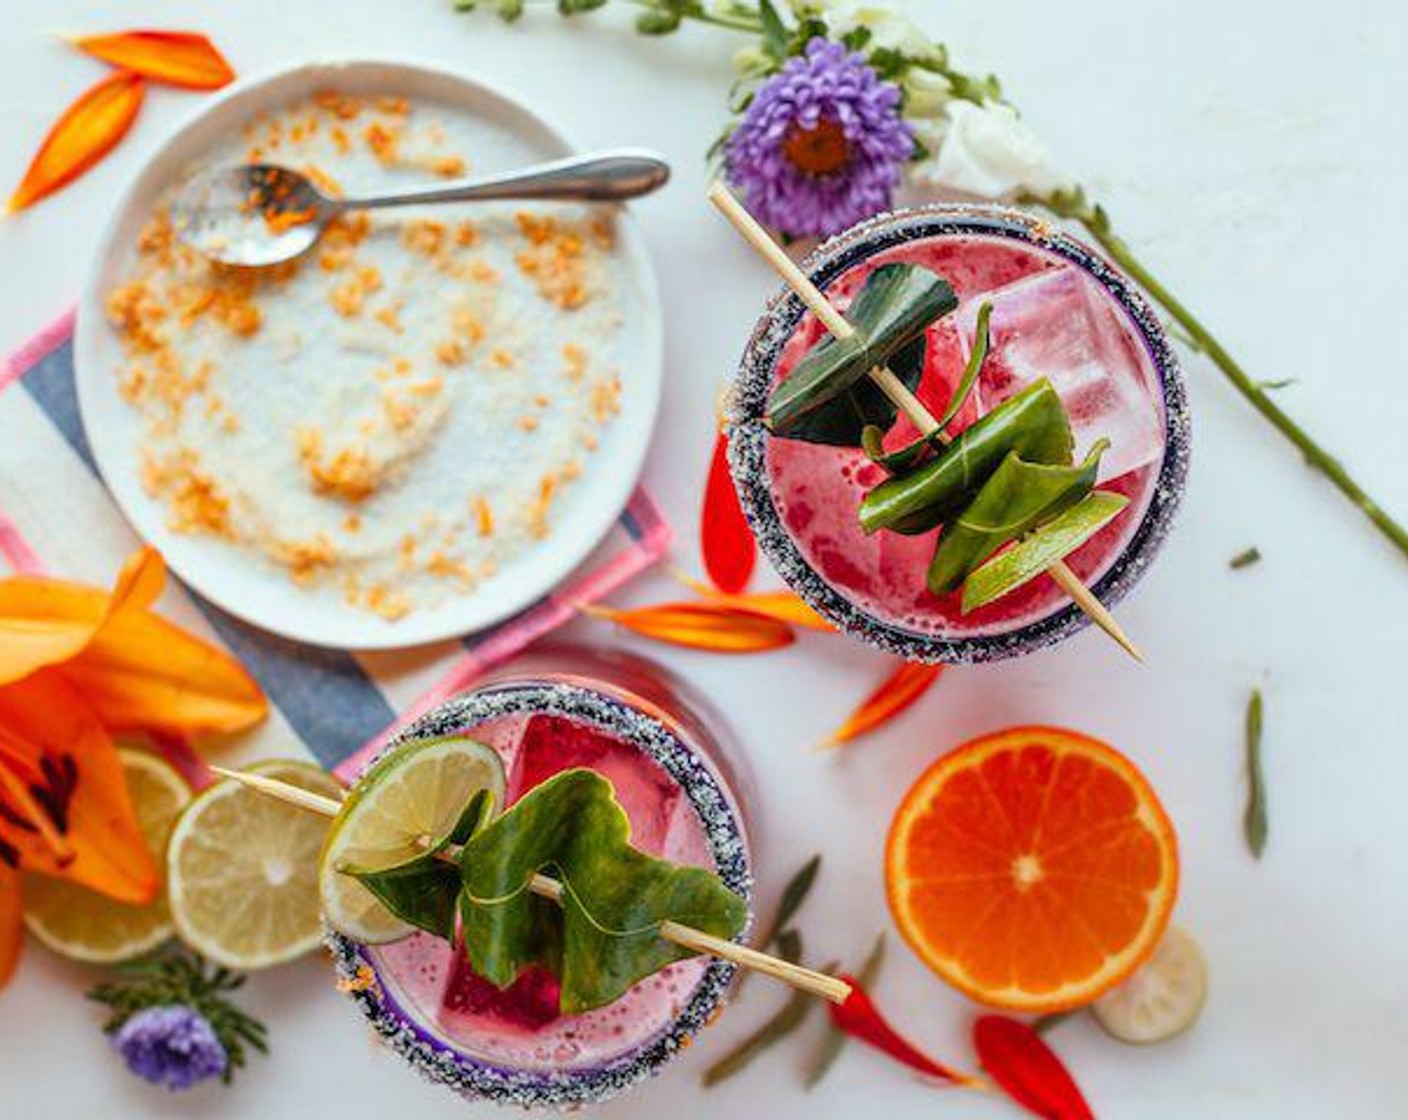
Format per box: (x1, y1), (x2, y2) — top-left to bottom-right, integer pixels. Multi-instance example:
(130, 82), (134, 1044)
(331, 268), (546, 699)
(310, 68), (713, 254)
(23, 748), (191, 963)
(319, 736), (505, 944)
(1091, 926), (1209, 1044)
(167, 759), (343, 970)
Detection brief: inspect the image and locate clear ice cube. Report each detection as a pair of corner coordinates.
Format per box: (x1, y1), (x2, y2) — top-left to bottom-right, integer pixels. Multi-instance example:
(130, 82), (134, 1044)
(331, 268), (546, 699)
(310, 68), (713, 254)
(508, 714), (681, 854)
(957, 265), (1164, 482)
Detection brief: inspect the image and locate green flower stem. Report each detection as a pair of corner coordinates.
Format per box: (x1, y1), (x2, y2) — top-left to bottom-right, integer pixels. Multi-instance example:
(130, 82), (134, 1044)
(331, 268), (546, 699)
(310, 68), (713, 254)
(1062, 202), (1408, 563)
(626, 0), (764, 33)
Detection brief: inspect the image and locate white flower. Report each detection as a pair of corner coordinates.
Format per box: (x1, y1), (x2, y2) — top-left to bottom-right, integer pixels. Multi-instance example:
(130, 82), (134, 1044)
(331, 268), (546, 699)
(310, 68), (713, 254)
(901, 66), (950, 119)
(732, 43), (773, 79)
(913, 99), (1073, 200)
(820, 0), (940, 60)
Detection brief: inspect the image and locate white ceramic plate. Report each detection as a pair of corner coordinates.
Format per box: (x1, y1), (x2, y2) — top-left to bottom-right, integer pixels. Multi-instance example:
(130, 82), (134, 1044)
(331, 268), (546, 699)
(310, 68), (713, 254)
(75, 58), (663, 650)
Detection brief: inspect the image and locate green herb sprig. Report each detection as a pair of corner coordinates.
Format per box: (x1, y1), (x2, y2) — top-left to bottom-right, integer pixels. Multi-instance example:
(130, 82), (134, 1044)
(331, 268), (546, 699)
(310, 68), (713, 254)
(86, 948), (268, 1084)
(1243, 689), (1268, 858)
(803, 931), (885, 1088)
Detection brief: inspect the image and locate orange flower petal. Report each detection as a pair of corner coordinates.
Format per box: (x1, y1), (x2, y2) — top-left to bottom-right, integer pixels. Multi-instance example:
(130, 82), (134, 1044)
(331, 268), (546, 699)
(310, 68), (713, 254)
(674, 573), (834, 631)
(64, 609), (267, 737)
(110, 545), (166, 610)
(0, 672), (157, 903)
(822, 662), (944, 749)
(68, 30), (235, 90)
(0, 547), (161, 685)
(7, 70), (145, 214)
(585, 602), (795, 653)
(0, 869), (21, 991)
(0, 581), (106, 685)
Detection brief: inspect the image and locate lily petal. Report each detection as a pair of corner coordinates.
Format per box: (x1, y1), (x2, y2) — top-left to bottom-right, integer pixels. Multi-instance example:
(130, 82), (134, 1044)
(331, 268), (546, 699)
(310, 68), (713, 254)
(0, 546), (161, 686)
(0, 869), (20, 990)
(0, 671), (157, 904)
(64, 609), (268, 736)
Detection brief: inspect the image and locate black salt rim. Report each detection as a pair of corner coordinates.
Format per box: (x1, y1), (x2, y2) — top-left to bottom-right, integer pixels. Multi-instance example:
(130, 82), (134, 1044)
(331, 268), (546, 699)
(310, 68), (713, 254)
(727, 203), (1192, 664)
(325, 682), (752, 1110)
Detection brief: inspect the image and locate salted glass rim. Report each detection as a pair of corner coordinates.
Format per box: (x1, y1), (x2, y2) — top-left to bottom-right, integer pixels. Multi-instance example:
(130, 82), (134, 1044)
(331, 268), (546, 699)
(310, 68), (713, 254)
(726, 202), (1192, 664)
(326, 679), (752, 1109)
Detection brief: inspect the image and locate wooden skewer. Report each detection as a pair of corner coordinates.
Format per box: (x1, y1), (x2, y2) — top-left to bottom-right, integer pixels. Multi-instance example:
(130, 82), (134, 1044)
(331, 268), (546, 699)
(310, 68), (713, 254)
(209, 766), (852, 1005)
(708, 182), (1143, 663)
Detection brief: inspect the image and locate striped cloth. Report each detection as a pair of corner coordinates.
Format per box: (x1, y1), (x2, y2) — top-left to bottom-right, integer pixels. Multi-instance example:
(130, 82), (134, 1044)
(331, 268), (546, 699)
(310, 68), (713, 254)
(0, 310), (671, 783)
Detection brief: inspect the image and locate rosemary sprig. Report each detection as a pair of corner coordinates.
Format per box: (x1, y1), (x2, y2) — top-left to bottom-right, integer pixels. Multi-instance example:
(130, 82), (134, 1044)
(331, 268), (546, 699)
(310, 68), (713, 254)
(802, 931), (885, 1089)
(87, 948), (268, 1083)
(734, 853), (819, 994)
(1243, 689), (1268, 858)
(702, 930), (837, 1087)
(1229, 547), (1262, 569)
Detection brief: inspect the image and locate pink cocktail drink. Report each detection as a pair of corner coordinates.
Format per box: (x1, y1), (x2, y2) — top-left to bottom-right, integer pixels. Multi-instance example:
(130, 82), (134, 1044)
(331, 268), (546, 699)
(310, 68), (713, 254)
(730, 206), (1190, 663)
(328, 645), (754, 1109)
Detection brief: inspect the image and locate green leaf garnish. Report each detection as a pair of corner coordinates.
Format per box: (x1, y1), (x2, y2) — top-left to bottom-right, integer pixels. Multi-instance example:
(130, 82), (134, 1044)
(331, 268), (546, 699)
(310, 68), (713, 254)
(767, 263), (957, 445)
(960, 490), (1129, 612)
(458, 769), (747, 1014)
(937, 300), (991, 429)
(926, 439), (1109, 595)
(1243, 689), (1267, 859)
(858, 379), (1074, 535)
(343, 790), (495, 941)
(803, 932), (886, 1090)
(861, 300), (992, 477)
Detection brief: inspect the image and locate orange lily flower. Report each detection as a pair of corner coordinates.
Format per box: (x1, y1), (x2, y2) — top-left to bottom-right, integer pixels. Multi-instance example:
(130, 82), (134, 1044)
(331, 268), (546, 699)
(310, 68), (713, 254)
(0, 547), (267, 990)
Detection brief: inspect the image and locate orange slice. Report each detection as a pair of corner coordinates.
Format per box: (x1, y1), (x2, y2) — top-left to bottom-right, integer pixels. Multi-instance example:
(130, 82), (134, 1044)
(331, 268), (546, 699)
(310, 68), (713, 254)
(886, 726), (1178, 1012)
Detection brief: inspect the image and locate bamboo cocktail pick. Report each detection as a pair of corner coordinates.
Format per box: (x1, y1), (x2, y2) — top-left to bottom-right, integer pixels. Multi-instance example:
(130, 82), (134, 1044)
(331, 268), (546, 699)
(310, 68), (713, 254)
(208, 766), (852, 1005)
(707, 182), (1143, 663)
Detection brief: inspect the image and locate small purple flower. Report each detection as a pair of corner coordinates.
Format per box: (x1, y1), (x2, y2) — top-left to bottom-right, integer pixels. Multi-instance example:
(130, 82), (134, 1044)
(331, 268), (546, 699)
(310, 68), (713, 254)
(725, 38), (914, 239)
(112, 1005), (228, 1091)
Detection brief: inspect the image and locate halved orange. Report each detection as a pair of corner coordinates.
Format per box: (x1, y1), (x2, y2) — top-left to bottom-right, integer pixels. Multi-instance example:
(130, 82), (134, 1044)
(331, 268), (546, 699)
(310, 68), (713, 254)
(886, 726), (1178, 1013)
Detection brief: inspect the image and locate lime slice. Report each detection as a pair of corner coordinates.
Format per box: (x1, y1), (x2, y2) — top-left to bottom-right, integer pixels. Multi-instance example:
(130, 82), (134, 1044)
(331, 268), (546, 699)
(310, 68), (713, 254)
(1091, 926), (1208, 1044)
(167, 759), (342, 970)
(319, 736), (505, 944)
(23, 748), (191, 963)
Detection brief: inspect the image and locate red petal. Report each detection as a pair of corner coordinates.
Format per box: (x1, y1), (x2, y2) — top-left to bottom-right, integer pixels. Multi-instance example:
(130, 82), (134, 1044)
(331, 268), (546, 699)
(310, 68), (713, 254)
(701, 429), (755, 594)
(829, 976), (977, 1085)
(973, 1015), (1096, 1120)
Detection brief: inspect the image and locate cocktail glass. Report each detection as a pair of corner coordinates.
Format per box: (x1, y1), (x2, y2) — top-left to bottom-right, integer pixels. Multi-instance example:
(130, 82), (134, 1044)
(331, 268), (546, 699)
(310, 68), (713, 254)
(326, 644), (755, 1108)
(728, 204), (1191, 663)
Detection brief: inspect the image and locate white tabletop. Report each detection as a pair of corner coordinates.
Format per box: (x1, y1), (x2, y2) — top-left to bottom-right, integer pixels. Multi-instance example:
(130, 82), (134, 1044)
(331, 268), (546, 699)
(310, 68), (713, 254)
(1, 1), (1405, 1116)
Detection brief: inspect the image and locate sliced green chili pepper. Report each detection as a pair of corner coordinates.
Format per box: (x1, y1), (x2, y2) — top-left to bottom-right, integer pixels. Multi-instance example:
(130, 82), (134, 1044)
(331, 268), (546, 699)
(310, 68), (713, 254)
(927, 438), (1109, 595)
(858, 379), (1073, 535)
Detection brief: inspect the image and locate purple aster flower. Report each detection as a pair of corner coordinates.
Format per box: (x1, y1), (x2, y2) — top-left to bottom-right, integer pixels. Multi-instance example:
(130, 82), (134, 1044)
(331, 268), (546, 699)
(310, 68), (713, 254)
(112, 1005), (228, 1091)
(725, 38), (914, 239)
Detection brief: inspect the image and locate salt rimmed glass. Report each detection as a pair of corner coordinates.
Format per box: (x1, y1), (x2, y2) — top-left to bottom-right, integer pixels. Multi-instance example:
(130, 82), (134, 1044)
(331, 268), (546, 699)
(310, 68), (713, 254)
(326, 645), (754, 1109)
(727, 204), (1191, 664)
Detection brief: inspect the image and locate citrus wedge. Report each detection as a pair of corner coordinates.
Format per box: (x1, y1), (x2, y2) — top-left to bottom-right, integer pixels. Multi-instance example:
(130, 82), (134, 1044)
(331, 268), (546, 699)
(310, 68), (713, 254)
(1091, 925), (1207, 1043)
(319, 736), (505, 944)
(167, 759), (342, 970)
(886, 726), (1178, 1012)
(23, 747), (191, 963)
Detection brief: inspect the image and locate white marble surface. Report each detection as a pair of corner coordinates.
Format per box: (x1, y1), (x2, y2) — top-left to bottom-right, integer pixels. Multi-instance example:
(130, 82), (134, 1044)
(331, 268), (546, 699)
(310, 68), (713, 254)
(1, 1), (1406, 1116)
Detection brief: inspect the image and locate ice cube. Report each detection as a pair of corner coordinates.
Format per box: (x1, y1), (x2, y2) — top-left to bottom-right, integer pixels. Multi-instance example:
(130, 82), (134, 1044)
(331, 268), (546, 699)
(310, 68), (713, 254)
(958, 266), (1164, 482)
(442, 952), (562, 1031)
(509, 715), (681, 855)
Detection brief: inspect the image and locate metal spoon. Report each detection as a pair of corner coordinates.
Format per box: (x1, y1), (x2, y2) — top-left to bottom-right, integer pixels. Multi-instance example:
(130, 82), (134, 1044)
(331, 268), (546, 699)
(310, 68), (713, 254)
(171, 148), (671, 267)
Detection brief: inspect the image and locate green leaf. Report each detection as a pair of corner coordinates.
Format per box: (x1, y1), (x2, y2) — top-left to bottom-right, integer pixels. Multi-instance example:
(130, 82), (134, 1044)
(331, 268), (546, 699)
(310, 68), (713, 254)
(927, 439), (1109, 595)
(758, 0), (791, 60)
(458, 769), (747, 1014)
(863, 299), (993, 476)
(342, 791), (495, 941)
(803, 932), (885, 1089)
(701, 934), (830, 1088)
(1229, 546), (1262, 569)
(859, 379), (1074, 535)
(1244, 689), (1267, 859)
(938, 301), (990, 429)
(767, 263), (957, 445)
(960, 490), (1129, 612)
(636, 7), (682, 33)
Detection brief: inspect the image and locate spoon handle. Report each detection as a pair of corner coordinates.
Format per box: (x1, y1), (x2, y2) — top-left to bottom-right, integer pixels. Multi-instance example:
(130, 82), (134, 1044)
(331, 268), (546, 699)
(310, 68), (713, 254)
(330, 148), (670, 212)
